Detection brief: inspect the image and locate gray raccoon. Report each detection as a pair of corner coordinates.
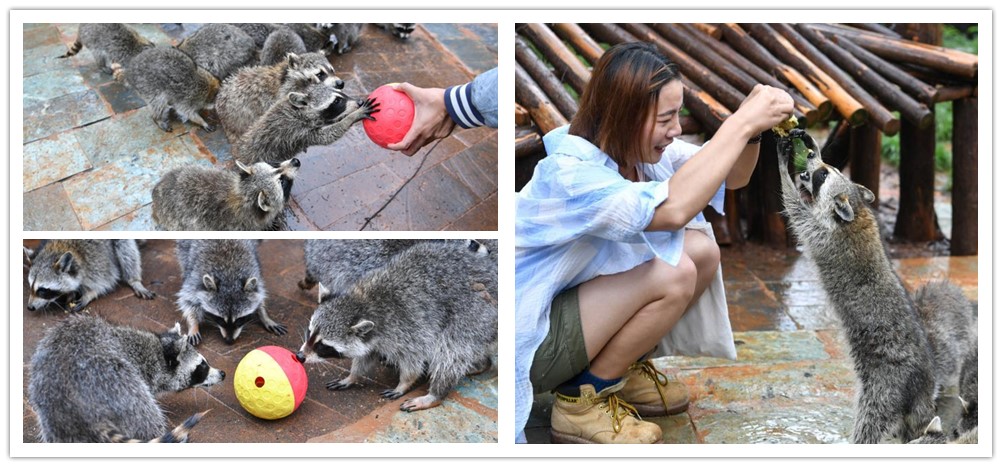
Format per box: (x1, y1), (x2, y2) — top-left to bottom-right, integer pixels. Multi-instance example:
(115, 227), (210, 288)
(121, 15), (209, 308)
(176, 23), (258, 80)
(298, 240), (497, 411)
(216, 52), (334, 143)
(958, 347), (977, 433)
(777, 129), (938, 443)
(317, 23), (363, 54)
(230, 23), (281, 48)
(58, 23), (153, 74)
(24, 239), (155, 313)
(151, 158), (300, 231)
(175, 239), (287, 346)
(28, 315), (225, 442)
(908, 416), (978, 444)
(378, 23), (417, 40)
(234, 74), (378, 165)
(124, 45), (219, 133)
(299, 239), (488, 297)
(260, 26), (307, 66)
(286, 23), (336, 55)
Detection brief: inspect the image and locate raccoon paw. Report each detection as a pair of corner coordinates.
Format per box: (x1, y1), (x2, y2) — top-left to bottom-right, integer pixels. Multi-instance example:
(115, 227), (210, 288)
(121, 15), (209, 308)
(400, 395), (442, 412)
(380, 389), (405, 400)
(202, 123), (217, 133)
(68, 300), (90, 313)
(326, 379), (355, 391)
(156, 121), (173, 133)
(297, 278), (317, 290)
(187, 332), (202, 347)
(134, 288), (156, 300)
(264, 322), (287, 336)
(357, 97), (380, 122)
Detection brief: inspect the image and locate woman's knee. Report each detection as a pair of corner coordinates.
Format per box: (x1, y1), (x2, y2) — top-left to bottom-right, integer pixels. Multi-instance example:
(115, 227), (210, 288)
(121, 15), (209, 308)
(685, 230), (721, 274)
(647, 256), (697, 304)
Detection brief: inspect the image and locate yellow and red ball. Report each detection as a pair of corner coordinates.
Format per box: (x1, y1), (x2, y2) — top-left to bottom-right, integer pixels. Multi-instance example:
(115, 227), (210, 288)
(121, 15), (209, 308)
(233, 346), (308, 420)
(363, 84), (415, 148)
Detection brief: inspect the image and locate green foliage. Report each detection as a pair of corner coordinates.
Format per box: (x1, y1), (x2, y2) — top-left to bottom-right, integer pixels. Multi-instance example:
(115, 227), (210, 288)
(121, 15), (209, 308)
(881, 132), (901, 168)
(943, 24), (978, 54)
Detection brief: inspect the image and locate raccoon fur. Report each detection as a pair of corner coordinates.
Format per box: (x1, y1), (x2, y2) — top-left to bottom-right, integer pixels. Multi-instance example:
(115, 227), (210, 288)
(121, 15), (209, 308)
(58, 23), (154, 74)
(24, 239), (155, 313)
(230, 23), (282, 48)
(378, 23), (417, 40)
(260, 26), (307, 66)
(124, 45), (219, 133)
(958, 347), (978, 433)
(317, 23), (363, 54)
(151, 158), (299, 231)
(298, 240), (497, 412)
(175, 239), (287, 346)
(285, 23), (336, 55)
(908, 416), (978, 444)
(216, 52), (335, 144)
(778, 129), (945, 443)
(234, 72), (378, 164)
(176, 23), (258, 81)
(298, 239), (488, 298)
(28, 315), (224, 442)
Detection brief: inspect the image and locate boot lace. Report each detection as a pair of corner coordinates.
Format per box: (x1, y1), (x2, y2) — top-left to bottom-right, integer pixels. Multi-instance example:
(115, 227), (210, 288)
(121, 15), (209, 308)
(630, 360), (672, 414)
(598, 393), (640, 434)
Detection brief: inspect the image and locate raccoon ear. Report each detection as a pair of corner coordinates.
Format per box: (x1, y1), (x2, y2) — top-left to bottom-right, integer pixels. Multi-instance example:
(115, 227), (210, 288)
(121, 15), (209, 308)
(833, 194), (855, 223)
(202, 274), (217, 292)
(235, 159), (253, 175)
(288, 92), (308, 108)
(55, 252), (78, 275)
(924, 416), (943, 434)
(318, 282), (332, 304)
(856, 184), (875, 204)
(286, 52), (300, 68)
(171, 322), (182, 335)
(23, 247), (35, 267)
(160, 331), (183, 369)
(257, 191), (274, 212)
(351, 320), (375, 337)
(244, 277), (258, 292)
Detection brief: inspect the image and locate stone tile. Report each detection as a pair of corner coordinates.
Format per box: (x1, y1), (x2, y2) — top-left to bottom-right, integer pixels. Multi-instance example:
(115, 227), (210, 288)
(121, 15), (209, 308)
(724, 281), (798, 332)
(22, 183), (83, 231)
(384, 135), (469, 181)
(785, 304), (840, 331)
(22, 131), (92, 192)
(23, 89), (111, 144)
(894, 256), (979, 300)
(74, 111), (203, 167)
(367, 400), (498, 443)
(23, 68), (90, 106)
(651, 413), (698, 444)
(191, 122), (233, 165)
(23, 25), (62, 49)
(97, 80), (147, 114)
(693, 400), (852, 444)
(95, 204), (155, 231)
(74, 62), (116, 88)
(659, 330), (832, 370)
(290, 127), (388, 197)
(62, 137), (213, 230)
(380, 163), (482, 231)
(437, 38), (498, 75)
(453, 126), (497, 148)
(445, 193), (498, 231)
(132, 23), (175, 45)
(22, 43), (72, 78)
(297, 164), (404, 230)
(441, 137), (499, 200)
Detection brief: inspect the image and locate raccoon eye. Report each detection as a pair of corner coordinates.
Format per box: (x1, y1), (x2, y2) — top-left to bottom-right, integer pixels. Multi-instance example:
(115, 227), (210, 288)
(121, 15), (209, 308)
(35, 287), (60, 299)
(817, 171), (828, 182)
(316, 70), (327, 81)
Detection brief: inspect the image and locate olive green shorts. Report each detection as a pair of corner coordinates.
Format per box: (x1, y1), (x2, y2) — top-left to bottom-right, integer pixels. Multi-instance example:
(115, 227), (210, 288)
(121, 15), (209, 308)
(529, 285), (590, 394)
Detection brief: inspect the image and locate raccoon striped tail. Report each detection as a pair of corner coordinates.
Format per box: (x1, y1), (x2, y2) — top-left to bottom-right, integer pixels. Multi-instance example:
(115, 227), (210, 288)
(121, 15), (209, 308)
(111, 63), (126, 82)
(58, 39), (83, 59)
(466, 240), (488, 257)
(101, 410), (210, 443)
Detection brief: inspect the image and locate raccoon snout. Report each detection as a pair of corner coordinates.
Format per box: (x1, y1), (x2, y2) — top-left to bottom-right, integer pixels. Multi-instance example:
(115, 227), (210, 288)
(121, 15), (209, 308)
(290, 158), (301, 168)
(333, 78), (344, 90)
(295, 351), (306, 363)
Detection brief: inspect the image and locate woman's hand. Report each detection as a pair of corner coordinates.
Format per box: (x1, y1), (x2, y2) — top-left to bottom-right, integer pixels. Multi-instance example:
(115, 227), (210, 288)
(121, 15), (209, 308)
(734, 84), (795, 134)
(386, 82), (457, 157)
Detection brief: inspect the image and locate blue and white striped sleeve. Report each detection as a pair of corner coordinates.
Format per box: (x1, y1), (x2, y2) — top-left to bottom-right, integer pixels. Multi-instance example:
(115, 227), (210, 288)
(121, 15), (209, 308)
(444, 68), (498, 129)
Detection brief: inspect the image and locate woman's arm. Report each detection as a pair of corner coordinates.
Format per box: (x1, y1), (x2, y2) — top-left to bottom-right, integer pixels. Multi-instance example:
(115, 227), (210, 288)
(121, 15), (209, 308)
(725, 142), (760, 189)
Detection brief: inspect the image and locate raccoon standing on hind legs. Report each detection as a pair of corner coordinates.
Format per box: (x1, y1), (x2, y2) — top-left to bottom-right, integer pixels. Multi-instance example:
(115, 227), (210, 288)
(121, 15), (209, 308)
(776, 129), (941, 444)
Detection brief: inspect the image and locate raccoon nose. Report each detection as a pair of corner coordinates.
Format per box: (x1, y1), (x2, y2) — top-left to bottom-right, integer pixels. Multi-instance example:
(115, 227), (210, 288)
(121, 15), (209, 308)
(333, 78), (344, 89)
(224, 336), (235, 345)
(290, 158), (301, 168)
(219, 370), (226, 380)
(295, 351), (306, 363)
(26, 304), (36, 311)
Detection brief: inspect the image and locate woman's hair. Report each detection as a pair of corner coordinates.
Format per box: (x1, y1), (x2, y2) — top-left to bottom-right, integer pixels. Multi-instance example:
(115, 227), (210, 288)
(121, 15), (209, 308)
(569, 42), (680, 169)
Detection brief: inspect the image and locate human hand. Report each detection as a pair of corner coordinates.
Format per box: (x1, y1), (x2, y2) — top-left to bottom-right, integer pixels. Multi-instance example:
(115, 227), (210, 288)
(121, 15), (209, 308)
(735, 84), (795, 134)
(386, 82), (457, 156)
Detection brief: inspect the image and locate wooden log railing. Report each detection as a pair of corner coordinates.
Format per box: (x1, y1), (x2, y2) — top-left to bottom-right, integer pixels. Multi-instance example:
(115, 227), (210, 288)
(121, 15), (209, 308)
(514, 34), (579, 120)
(517, 23), (591, 94)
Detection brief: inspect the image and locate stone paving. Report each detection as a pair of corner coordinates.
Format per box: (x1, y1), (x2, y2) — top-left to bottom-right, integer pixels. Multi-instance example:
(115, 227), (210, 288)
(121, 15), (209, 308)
(20, 239), (498, 443)
(524, 244), (979, 444)
(21, 23), (498, 231)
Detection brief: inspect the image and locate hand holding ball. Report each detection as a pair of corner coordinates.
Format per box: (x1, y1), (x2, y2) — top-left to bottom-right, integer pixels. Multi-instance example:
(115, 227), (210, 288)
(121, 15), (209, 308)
(234, 346), (308, 420)
(363, 84), (415, 148)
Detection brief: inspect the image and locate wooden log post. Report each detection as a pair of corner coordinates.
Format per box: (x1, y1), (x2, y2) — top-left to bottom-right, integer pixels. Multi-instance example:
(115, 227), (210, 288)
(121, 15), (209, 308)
(693, 23), (722, 39)
(829, 33), (941, 105)
(515, 62), (569, 135)
(515, 103), (531, 126)
(515, 34), (579, 120)
(551, 23), (604, 65)
(745, 23), (869, 127)
(653, 24), (762, 99)
(621, 23), (746, 111)
(679, 22), (822, 125)
(579, 22), (637, 48)
(720, 23), (833, 119)
(951, 97), (977, 255)
(846, 23), (902, 38)
(679, 115), (702, 135)
(849, 123), (882, 207)
(679, 76), (731, 133)
(893, 23), (943, 242)
(932, 84), (975, 103)
(797, 24), (933, 130)
(515, 132), (545, 160)
(517, 23), (591, 95)
(822, 119), (852, 170)
(747, 131), (788, 247)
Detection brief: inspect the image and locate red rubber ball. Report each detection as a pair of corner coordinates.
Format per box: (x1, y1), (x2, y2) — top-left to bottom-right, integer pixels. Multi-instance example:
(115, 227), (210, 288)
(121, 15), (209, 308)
(363, 84), (415, 148)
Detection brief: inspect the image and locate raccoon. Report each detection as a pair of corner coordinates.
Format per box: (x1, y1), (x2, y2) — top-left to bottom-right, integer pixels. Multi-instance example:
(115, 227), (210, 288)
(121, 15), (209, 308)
(24, 239), (155, 313)
(317, 23), (363, 54)
(777, 129), (940, 443)
(286, 23), (336, 55)
(234, 73), (378, 165)
(260, 26), (307, 66)
(298, 240), (497, 411)
(230, 23), (281, 48)
(176, 23), (258, 80)
(28, 315), (225, 442)
(151, 158), (300, 231)
(378, 23), (417, 40)
(216, 52), (335, 143)
(58, 23), (154, 74)
(908, 417), (978, 444)
(124, 45), (219, 133)
(298, 239), (488, 297)
(958, 347), (978, 433)
(914, 281), (977, 397)
(175, 239), (287, 346)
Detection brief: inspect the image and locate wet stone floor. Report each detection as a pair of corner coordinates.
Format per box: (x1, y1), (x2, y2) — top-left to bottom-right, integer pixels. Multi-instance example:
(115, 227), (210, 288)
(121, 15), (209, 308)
(22, 23), (498, 231)
(525, 244), (979, 444)
(20, 240), (498, 443)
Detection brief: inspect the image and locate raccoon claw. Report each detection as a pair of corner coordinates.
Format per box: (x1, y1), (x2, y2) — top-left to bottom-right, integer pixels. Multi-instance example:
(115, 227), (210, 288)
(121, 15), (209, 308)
(134, 289), (156, 300)
(187, 332), (202, 347)
(68, 301), (87, 313)
(265, 322), (288, 336)
(202, 123), (217, 133)
(380, 389), (405, 400)
(326, 380), (354, 390)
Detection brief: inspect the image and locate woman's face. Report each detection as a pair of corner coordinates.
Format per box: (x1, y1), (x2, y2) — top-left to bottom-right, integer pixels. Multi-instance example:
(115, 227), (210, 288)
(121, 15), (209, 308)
(642, 80), (684, 164)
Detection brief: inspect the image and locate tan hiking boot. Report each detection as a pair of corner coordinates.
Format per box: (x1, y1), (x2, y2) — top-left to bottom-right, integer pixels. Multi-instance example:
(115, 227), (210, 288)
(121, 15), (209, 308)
(550, 381), (663, 444)
(618, 360), (690, 417)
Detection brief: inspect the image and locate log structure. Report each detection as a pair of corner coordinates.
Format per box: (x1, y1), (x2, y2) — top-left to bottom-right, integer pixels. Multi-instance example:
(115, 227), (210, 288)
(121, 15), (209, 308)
(514, 23), (978, 254)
